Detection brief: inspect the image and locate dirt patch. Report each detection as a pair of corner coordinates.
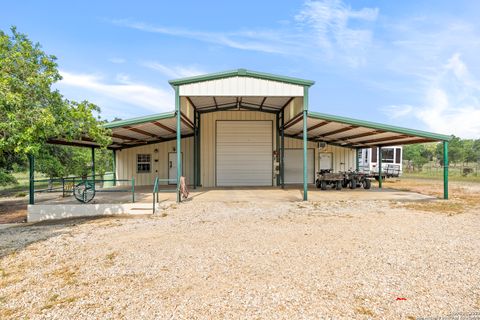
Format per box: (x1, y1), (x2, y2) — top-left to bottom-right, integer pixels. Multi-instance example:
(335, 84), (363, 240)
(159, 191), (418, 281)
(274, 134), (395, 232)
(0, 198), (27, 224)
(385, 178), (480, 215)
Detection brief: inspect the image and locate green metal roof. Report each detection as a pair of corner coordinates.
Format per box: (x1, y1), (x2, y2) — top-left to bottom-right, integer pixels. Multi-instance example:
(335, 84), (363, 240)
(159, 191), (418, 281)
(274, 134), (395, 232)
(103, 111), (175, 129)
(168, 69), (315, 87)
(308, 111), (452, 142)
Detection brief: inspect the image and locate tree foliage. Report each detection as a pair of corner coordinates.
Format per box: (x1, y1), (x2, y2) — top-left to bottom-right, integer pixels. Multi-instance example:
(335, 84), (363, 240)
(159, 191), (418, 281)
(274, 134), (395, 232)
(404, 136), (480, 171)
(0, 27), (111, 182)
(0, 27), (110, 157)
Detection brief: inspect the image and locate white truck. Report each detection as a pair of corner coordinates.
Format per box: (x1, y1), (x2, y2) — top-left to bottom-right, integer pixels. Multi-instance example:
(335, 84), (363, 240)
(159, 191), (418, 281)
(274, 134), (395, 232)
(358, 146), (403, 179)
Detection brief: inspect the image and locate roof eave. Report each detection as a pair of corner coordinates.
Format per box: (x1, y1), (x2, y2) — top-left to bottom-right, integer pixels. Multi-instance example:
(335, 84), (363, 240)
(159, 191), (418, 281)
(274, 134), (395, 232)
(308, 111), (452, 142)
(168, 68), (315, 88)
(103, 111), (176, 129)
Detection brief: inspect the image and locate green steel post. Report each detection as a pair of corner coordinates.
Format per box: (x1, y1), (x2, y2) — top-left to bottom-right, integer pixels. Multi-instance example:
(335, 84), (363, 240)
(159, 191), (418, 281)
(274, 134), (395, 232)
(356, 148), (359, 171)
(28, 154), (35, 205)
(193, 110), (197, 189)
(197, 111), (201, 187)
(443, 141), (449, 200)
(303, 87), (309, 201)
(175, 86), (182, 203)
(91, 147), (95, 190)
(132, 177), (135, 203)
(112, 149), (117, 186)
(281, 109), (285, 189)
(378, 146), (383, 189)
(276, 112), (280, 186)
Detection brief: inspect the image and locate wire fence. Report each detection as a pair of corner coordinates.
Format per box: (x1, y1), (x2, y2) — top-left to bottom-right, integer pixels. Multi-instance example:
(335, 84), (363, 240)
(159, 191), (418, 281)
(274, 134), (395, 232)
(403, 161), (480, 177)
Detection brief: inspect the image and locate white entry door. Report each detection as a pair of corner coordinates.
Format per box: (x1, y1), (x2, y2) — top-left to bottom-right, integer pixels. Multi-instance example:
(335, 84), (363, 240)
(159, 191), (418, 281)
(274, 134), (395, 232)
(284, 149), (314, 184)
(168, 152), (182, 184)
(319, 152), (333, 170)
(216, 121), (272, 186)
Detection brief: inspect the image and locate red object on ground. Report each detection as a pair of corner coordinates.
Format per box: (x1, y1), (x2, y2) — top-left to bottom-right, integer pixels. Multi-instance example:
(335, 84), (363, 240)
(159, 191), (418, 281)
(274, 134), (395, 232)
(396, 297), (407, 301)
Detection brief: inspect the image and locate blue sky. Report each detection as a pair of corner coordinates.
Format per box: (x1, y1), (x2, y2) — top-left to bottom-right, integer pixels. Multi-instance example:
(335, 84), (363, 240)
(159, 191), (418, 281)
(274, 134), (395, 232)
(2, 0), (480, 138)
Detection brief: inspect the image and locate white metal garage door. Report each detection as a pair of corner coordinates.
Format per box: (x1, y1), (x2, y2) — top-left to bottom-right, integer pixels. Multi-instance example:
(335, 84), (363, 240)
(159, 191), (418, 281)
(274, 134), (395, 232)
(284, 149), (315, 184)
(216, 121), (273, 186)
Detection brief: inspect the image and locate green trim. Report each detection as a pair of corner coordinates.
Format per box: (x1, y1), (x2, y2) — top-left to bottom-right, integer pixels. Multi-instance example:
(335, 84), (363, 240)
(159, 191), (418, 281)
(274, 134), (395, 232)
(175, 86), (182, 203)
(168, 69), (315, 87)
(104, 111), (175, 129)
(308, 111), (451, 142)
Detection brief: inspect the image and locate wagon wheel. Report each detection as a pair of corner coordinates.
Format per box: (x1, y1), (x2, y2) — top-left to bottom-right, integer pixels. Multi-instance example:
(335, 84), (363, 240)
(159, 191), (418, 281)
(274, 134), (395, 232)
(73, 180), (96, 203)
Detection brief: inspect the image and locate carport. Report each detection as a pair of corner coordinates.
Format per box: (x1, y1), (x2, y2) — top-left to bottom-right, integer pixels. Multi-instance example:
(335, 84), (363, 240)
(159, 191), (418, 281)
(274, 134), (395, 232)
(36, 69), (451, 206)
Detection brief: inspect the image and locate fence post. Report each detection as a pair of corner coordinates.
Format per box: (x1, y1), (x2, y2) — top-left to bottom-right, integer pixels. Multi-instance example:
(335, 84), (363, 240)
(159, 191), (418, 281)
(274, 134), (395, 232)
(131, 177), (135, 203)
(28, 154), (35, 205)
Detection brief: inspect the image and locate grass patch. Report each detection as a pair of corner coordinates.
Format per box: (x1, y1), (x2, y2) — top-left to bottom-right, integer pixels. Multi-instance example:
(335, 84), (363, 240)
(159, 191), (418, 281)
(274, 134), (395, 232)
(50, 266), (77, 285)
(41, 293), (78, 310)
(355, 306), (375, 316)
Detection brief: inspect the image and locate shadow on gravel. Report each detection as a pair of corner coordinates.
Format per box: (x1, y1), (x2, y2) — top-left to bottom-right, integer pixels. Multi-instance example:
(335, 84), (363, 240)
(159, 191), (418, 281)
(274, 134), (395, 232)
(0, 215), (133, 259)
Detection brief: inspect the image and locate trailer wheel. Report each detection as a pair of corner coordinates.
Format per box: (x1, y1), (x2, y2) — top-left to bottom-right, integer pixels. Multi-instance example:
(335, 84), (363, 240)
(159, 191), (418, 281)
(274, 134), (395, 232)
(315, 179), (321, 188)
(342, 180), (348, 188)
(349, 179), (357, 189)
(320, 180), (327, 190)
(335, 181), (342, 190)
(363, 179), (371, 190)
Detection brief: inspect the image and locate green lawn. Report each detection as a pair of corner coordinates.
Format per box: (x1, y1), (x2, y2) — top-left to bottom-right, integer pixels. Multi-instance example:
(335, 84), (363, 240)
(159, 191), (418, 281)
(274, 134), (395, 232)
(0, 172), (49, 197)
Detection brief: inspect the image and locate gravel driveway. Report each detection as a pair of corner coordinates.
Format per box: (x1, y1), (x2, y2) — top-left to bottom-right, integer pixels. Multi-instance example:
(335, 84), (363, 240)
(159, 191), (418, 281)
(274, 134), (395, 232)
(1, 198), (479, 319)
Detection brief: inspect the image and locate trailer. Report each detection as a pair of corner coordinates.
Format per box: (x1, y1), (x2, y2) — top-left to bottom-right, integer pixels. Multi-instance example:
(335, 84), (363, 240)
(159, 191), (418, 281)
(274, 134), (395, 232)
(358, 146), (403, 179)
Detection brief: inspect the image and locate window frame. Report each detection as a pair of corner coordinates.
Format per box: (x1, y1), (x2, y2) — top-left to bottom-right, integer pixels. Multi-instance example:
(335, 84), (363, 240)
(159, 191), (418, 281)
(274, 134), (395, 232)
(136, 154), (152, 174)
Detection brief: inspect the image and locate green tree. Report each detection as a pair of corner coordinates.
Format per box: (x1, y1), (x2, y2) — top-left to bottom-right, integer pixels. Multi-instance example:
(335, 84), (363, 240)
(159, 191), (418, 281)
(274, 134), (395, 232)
(0, 27), (111, 183)
(435, 136), (464, 166)
(403, 144), (436, 171)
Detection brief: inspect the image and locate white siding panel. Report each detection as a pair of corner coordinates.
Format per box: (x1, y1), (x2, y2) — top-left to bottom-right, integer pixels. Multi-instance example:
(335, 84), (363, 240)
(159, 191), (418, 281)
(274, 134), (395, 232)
(284, 149), (315, 184)
(216, 121), (273, 186)
(179, 76), (304, 96)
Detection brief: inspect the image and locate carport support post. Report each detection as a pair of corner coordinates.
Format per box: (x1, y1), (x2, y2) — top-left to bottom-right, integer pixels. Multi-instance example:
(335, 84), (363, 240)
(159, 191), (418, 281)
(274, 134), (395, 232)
(193, 111), (197, 189)
(355, 148), (359, 171)
(112, 149), (116, 186)
(443, 141), (449, 200)
(175, 86), (182, 203)
(91, 147), (95, 190)
(378, 146), (383, 189)
(28, 154), (34, 205)
(276, 112), (280, 186)
(303, 86), (309, 201)
(281, 109), (285, 189)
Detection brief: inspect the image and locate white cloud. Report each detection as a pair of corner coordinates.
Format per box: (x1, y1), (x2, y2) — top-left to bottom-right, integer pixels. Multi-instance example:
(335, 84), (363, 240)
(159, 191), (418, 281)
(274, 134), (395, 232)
(141, 62), (206, 79)
(59, 70), (173, 114)
(382, 54), (480, 138)
(109, 0), (379, 66)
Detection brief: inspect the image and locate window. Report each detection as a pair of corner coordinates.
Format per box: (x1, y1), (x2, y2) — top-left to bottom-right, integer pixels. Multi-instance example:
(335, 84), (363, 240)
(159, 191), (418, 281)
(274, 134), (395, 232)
(137, 154), (151, 173)
(381, 148), (395, 163)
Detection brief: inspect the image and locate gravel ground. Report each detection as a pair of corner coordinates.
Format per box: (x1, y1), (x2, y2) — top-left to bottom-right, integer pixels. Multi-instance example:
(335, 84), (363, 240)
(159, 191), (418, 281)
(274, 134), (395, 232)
(1, 198), (479, 319)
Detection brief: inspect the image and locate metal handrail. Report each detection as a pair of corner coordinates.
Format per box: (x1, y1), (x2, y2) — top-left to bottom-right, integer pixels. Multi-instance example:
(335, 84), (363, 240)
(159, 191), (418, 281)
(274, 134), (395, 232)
(152, 176), (159, 213)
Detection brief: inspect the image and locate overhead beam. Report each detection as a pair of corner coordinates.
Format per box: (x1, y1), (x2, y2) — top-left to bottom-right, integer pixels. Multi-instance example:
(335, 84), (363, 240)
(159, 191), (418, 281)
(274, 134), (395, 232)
(259, 97), (267, 111)
(356, 134), (410, 145)
(185, 96), (197, 110)
(124, 125), (159, 138)
(152, 121), (176, 134)
(212, 97), (218, 109)
(292, 120), (329, 136)
(112, 133), (139, 141)
(283, 112), (304, 130)
(180, 111), (195, 129)
(316, 125), (358, 138)
(280, 97), (295, 111)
